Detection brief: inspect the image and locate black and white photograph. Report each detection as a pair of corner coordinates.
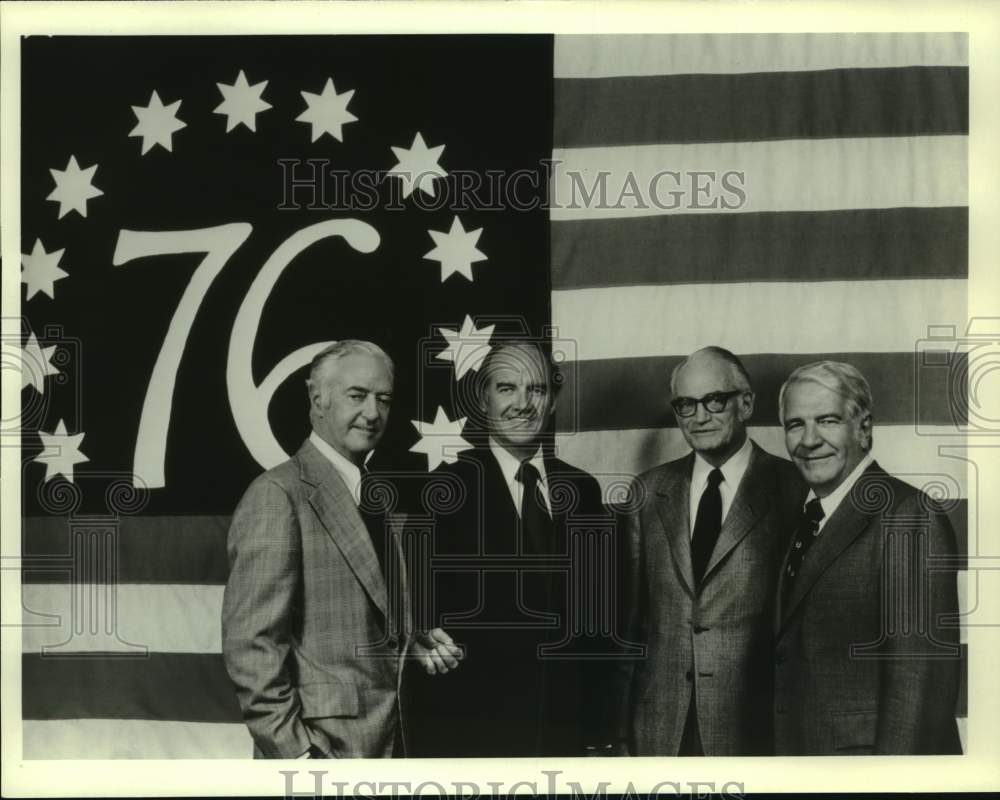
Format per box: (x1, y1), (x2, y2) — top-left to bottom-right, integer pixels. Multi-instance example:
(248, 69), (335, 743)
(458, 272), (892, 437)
(2, 1), (998, 796)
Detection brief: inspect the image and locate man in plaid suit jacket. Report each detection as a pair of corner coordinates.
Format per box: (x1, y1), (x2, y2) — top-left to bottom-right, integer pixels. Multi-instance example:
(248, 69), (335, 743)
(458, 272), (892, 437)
(222, 340), (460, 759)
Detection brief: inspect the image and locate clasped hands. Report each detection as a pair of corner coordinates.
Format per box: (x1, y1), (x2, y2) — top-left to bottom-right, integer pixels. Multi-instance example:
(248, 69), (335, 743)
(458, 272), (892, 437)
(412, 628), (464, 675)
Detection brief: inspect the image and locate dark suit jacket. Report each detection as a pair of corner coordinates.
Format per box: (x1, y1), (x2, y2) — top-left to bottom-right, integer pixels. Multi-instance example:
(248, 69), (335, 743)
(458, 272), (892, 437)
(406, 446), (608, 757)
(221, 438), (411, 758)
(773, 461), (962, 754)
(615, 443), (806, 755)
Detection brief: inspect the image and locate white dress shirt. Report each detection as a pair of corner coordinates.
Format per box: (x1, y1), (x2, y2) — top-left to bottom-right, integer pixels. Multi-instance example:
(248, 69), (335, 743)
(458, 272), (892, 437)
(488, 437), (551, 517)
(688, 435), (753, 537)
(805, 452), (875, 532)
(309, 431), (373, 508)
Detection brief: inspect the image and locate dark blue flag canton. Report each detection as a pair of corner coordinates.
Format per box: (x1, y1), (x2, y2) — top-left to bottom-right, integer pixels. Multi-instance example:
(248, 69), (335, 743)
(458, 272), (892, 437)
(20, 34), (554, 516)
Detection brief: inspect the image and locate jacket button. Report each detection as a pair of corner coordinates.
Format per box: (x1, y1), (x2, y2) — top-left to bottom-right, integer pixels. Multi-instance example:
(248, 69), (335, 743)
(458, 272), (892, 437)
(685, 670), (693, 682)
(776, 652), (786, 664)
(776, 705), (786, 714)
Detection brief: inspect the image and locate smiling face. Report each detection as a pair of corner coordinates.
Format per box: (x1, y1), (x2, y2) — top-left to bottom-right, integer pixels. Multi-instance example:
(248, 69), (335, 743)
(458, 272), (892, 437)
(479, 344), (555, 459)
(310, 352), (393, 465)
(781, 380), (871, 498)
(672, 353), (754, 467)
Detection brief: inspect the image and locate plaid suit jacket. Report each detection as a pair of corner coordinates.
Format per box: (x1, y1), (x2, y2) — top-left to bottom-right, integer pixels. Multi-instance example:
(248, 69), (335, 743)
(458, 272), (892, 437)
(615, 443), (806, 755)
(222, 438), (410, 758)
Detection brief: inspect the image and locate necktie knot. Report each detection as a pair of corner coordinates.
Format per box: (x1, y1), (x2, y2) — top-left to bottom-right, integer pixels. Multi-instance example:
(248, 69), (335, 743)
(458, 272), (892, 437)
(516, 461), (540, 486)
(706, 468), (724, 489)
(804, 497), (825, 524)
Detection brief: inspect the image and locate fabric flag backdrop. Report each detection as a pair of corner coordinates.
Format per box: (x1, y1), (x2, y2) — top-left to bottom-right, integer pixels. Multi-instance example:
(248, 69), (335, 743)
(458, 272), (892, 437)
(550, 32), (968, 750)
(16, 33), (967, 758)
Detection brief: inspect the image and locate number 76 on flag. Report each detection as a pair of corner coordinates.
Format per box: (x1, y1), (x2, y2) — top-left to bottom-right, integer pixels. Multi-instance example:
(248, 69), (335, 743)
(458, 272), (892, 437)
(113, 218), (379, 488)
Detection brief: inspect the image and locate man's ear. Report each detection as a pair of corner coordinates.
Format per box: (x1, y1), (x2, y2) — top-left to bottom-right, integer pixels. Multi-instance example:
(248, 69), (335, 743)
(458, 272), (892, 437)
(738, 390), (756, 422)
(307, 380), (323, 415)
(858, 412), (874, 449)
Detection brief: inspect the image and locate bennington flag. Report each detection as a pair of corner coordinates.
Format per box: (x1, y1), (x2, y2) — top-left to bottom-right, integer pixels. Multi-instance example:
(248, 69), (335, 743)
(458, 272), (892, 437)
(17, 33), (968, 757)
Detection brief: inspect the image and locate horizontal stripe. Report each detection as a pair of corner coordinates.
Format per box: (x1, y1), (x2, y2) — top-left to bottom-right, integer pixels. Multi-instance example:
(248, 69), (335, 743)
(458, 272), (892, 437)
(553, 426), (971, 502)
(22, 719), (252, 759)
(551, 207), (968, 290)
(21, 514), (229, 584)
(551, 280), (967, 360)
(554, 34), (968, 78)
(555, 67), (968, 148)
(561, 352), (969, 431)
(551, 136), (967, 221)
(18, 569), (968, 663)
(22, 652), (241, 723)
(22, 584), (222, 654)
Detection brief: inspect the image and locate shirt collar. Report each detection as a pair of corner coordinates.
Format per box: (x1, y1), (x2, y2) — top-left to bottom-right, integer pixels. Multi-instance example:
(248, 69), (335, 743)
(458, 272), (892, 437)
(488, 437), (546, 486)
(806, 452), (875, 519)
(691, 435), (753, 490)
(309, 430), (373, 497)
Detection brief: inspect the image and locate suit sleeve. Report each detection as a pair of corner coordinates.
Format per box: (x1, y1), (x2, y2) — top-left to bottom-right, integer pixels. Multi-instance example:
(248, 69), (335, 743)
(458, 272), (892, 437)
(875, 497), (962, 754)
(221, 476), (312, 759)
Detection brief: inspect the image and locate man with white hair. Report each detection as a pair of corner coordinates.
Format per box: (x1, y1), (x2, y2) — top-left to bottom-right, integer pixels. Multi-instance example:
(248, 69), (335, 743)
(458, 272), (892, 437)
(775, 360), (961, 754)
(616, 346), (806, 756)
(222, 340), (459, 759)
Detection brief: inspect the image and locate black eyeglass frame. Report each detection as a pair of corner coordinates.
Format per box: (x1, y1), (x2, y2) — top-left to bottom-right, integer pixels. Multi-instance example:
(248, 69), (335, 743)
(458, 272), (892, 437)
(670, 389), (747, 418)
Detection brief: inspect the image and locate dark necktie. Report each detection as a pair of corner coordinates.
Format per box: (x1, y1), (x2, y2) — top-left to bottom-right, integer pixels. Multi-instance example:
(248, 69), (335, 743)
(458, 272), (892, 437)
(783, 498), (826, 600)
(515, 461), (552, 555)
(691, 468), (724, 583)
(358, 466), (387, 576)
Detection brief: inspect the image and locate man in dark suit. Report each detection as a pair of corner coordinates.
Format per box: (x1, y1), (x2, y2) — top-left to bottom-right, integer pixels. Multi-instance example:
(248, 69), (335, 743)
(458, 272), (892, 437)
(775, 360), (961, 754)
(407, 339), (609, 757)
(222, 340), (460, 759)
(614, 346), (805, 756)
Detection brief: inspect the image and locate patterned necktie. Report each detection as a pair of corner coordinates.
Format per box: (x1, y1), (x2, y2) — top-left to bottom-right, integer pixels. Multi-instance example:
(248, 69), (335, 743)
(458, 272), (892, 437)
(691, 468), (724, 583)
(783, 497), (826, 599)
(515, 461), (552, 555)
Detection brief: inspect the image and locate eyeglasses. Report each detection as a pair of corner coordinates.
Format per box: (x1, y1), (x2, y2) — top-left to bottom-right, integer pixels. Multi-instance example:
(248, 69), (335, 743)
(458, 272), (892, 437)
(670, 390), (745, 418)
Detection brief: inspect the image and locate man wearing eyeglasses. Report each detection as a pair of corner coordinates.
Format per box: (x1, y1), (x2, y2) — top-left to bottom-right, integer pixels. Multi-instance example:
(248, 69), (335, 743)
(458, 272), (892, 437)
(613, 346), (806, 755)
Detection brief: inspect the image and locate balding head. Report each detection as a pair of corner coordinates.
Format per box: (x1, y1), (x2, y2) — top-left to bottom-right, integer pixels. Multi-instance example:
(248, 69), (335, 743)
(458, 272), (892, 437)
(670, 346), (755, 468)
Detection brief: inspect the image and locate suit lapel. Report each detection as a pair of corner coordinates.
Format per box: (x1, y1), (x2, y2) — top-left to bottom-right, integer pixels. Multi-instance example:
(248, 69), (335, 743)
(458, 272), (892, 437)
(654, 454), (695, 594)
(297, 439), (388, 619)
(702, 444), (771, 580)
(778, 461), (884, 630)
(543, 456), (572, 550)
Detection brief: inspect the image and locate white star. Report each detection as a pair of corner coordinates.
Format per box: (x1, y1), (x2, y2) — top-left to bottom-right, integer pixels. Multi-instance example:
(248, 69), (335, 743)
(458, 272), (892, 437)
(47, 155), (103, 219)
(129, 90), (187, 155)
(424, 216), (487, 282)
(34, 420), (89, 483)
(410, 407), (474, 471)
(17, 334), (60, 393)
(215, 70), (272, 133)
(388, 132), (447, 198)
(296, 77), (357, 143)
(437, 316), (496, 380)
(21, 239), (68, 301)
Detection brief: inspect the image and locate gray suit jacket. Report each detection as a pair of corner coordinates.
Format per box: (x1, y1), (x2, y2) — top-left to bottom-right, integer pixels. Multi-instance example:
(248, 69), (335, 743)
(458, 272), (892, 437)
(222, 438), (411, 758)
(616, 443), (805, 755)
(773, 462), (962, 754)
